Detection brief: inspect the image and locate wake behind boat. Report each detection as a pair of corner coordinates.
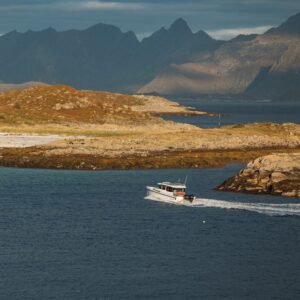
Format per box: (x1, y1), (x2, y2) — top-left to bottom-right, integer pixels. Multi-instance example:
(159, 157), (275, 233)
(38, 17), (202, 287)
(146, 182), (300, 216)
(146, 181), (196, 205)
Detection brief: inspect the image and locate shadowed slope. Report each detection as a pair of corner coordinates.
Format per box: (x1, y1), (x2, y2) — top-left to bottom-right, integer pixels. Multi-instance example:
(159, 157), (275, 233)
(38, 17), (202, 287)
(0, 19), (220, 93)
(139, 13), (300, 101)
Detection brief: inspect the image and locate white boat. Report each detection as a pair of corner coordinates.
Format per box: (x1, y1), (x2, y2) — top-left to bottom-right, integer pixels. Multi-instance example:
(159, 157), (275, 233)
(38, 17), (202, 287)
(146, 181), (196, 205)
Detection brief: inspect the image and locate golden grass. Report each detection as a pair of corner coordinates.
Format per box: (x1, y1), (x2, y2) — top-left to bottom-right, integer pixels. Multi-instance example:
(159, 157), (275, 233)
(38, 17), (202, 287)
(0, 125), (136, 138)
(0, 84), (154, 125)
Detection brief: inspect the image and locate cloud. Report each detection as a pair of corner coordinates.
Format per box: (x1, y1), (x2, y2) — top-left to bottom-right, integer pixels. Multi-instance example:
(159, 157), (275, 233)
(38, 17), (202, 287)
(0, 1), (144, 12)
(65, 1), (143, 11)
(208, 25), (272, 40)
(136, 32), (153, 40)
(0, 1), (213, 12)
(0, 1), (297, 15)
(59, 1), (209, 12)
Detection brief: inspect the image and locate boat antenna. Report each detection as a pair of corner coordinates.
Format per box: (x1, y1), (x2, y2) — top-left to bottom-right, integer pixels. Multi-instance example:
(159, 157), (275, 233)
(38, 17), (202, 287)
(184, 176), (188, 185)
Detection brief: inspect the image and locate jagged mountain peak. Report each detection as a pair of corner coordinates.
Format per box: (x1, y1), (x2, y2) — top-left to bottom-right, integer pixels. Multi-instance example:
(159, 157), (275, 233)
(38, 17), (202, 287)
(195, 29), (215, 41)
(266, 12), (300, 36)
(85, 22), (122, 34)
(42, 27), (57, 33)
(169, 18), (192, 34)
(1, 13), (299, 99)
(84, 22), (139, 43)
(3, 30), (19, 37)
(142, 18), (213, 44)
(229, 34), (258, 43)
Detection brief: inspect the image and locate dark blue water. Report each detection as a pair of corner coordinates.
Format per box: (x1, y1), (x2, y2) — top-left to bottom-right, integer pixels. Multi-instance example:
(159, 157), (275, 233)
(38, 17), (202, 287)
(0, 166), (299, 299)
(165, 101), (300, 127)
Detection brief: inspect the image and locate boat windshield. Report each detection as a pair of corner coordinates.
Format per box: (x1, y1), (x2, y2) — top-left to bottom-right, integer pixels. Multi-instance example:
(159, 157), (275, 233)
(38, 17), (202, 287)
(159, 185), (186, 193)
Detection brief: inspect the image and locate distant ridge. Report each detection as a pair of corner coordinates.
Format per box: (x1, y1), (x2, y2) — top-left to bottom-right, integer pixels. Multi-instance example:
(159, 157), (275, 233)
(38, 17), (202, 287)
(0, 19), (220, 93)
(139, 12), (300, 101)
(0, 13), (300, 101)
(0, 82), (48, 92)
(266, 12), (300, 36)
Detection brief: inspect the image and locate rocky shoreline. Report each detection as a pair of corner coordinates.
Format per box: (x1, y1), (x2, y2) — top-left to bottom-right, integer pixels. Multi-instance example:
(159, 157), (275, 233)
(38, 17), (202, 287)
(217, 153), (300, 198)
(0, 147), (299, 171)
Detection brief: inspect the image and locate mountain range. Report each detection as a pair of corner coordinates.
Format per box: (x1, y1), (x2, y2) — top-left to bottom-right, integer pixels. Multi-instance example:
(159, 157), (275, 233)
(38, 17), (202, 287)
(0, 13), (300, 101)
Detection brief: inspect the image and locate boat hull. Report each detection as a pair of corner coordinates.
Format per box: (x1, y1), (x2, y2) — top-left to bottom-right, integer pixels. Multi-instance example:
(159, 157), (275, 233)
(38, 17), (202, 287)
(146, 186), (185, 204)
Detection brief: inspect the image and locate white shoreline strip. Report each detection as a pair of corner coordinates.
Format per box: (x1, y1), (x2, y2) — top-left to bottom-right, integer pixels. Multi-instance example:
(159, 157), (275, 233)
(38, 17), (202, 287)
(0, 134), (62, 148)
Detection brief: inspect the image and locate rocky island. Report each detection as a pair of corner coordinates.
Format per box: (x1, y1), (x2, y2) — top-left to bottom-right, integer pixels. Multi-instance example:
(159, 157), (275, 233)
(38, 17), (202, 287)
(217, 153), (300, 197)
(0, 85), (299, 170)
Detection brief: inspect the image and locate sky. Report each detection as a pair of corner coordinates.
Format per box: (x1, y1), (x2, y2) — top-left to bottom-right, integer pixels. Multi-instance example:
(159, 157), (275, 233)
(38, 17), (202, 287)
(0, 0), (299, 40)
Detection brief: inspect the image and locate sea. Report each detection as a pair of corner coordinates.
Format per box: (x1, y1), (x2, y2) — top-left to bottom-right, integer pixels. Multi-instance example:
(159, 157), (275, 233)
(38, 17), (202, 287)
(164, 100), (300, 128)
(0, 102), (300, 299)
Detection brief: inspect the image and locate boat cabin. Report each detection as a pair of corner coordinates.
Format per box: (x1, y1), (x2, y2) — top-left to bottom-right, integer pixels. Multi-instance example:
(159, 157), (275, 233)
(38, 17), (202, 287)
(158, 182), (186, 193)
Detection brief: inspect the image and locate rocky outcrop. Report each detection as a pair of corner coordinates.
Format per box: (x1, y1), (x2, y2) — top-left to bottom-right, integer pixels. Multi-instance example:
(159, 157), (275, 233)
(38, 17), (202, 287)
(132, 94), (208, 116)
(217, 153), (300, 197)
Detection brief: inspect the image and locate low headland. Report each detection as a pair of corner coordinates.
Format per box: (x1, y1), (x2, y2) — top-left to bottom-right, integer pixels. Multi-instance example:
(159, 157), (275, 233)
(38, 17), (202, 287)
(0, 85), (299, 171)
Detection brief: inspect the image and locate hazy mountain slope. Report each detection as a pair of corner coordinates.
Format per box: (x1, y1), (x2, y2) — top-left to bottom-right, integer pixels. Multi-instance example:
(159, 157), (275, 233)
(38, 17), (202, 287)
(266, 12), (300, 36)
(0, 19), (221, 93)
(139, 34), (290, 95)
(245, 14), (300, 101)
(0, 24), (140, 92)
(135, 19), (222, 84)
(139, 13), (300, 100)
(1, 13), (299, 99)
(245, 39), (300, 101)
(0, 81), (48, 92)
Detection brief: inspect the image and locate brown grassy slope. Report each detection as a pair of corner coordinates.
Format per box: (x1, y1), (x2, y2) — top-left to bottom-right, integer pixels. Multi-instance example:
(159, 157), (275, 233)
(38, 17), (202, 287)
(0, 85), (154, 125)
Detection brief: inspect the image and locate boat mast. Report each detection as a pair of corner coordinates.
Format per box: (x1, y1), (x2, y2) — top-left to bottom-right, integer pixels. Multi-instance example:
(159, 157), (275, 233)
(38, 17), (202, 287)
(184, 176), (188, 185)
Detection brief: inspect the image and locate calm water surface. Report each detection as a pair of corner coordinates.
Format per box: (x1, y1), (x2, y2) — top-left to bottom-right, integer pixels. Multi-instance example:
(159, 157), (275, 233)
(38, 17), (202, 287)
(0, 166), (299, 299)
(165, 101), (300, 127)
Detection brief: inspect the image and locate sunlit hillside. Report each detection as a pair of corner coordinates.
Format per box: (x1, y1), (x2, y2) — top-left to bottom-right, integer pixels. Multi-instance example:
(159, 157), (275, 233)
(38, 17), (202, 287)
(0, 85), (153, 125)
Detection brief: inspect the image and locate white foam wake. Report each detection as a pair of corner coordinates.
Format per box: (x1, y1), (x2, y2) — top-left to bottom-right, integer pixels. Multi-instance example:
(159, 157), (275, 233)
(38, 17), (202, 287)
(146, 196), (300, 216)
(191, 198), (300, 216)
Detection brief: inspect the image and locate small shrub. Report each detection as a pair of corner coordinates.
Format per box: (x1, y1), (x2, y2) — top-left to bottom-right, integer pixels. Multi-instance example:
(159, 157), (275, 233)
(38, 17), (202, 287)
(14, 102), (21, 109)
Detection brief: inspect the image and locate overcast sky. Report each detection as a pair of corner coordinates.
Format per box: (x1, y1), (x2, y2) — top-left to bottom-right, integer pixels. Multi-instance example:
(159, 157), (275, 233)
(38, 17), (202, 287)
(0, 0), (298, 39)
